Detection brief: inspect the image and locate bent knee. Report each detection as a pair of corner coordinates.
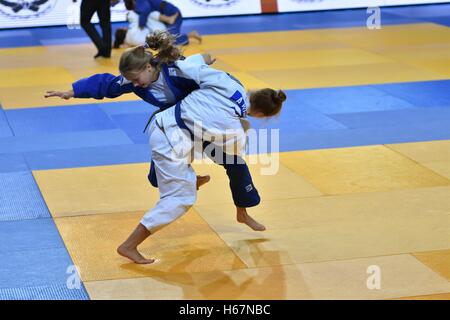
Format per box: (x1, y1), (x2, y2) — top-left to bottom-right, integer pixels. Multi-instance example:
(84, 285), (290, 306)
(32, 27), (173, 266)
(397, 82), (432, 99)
(182, 195), (196, 208)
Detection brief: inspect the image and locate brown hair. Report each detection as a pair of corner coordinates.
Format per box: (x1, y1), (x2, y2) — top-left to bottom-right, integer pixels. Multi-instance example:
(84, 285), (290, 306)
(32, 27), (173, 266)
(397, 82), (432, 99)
(124, 0), (135, 10)
(119, 30), (182, 77)
(249, 88), (286, 117)
(113, 28), (127, 49)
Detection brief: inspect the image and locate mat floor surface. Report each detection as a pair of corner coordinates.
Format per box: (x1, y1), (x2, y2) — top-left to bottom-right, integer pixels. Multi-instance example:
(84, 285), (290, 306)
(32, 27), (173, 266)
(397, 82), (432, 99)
(0, 4), (449, 300)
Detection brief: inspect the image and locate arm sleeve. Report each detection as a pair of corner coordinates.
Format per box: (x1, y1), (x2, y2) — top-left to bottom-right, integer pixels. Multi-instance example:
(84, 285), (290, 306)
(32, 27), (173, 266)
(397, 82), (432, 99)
(72, 73), (133, 99)
(176, 59), (243, 97)
(136, 2), (152, 28)
(184, 53), (207, 66)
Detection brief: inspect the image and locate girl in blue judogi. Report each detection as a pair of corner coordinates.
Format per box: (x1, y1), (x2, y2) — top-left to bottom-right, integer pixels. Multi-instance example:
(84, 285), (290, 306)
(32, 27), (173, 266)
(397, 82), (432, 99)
(46, 31), (285, 264)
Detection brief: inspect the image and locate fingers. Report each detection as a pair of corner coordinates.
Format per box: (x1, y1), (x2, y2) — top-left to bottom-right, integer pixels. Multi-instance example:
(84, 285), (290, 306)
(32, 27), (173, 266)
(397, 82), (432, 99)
(44, 91), (57, 98)
(45, 91), (63, 99)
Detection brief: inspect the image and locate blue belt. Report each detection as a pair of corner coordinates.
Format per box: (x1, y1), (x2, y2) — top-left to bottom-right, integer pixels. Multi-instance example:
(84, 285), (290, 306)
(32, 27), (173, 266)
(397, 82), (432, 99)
(174, 102), (194, 140)
(143, 109), (162, 133)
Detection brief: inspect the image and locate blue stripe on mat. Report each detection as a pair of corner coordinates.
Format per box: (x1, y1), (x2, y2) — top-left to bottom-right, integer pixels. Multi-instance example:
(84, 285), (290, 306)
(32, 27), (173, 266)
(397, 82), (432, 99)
(0, 283), (89, 300)
(329, 107), (450, 129)
(285, 86), (415, 115)
(25, 144), (150, 170)
(6, 105), (117, 136)
(249, 102), (347, 132)
(277, 119), (450, 152)
(0, 219), (64, 252)
(0, 108), (13, 138)
(0, 129), (133, 154)
(0, 154), (28, 173)
(0, 171), (50, 222)
(110, 112), (154, 144)
(99, 100), (156, 116)
(372, 80), (450, 108)
(0, 247), (80, 289)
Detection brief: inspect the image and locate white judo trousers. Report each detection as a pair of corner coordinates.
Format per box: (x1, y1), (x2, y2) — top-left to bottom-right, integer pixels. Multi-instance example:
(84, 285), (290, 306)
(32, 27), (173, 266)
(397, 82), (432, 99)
(139, 64), (249, 232)
(140, 119), (197, 232)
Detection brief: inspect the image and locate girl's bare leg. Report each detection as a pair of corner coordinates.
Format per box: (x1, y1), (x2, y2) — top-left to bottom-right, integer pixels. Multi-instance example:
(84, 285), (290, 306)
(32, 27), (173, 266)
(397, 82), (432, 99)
(117, 223), (155, 264)
(236, 207), (266, 231)
(188, 30), (202, 43)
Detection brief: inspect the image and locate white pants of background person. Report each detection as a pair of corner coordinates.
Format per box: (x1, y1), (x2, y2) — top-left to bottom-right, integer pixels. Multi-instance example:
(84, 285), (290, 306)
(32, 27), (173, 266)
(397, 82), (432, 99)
(125, 10), (166, 46)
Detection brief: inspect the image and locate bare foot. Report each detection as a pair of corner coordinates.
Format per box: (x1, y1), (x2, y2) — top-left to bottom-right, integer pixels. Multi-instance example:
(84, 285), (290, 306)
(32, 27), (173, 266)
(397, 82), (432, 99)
(188, 30), (202, 44)
(196, 175), (210, 190)
(236, 207), (266, 231)
(117, 245), (155, 264)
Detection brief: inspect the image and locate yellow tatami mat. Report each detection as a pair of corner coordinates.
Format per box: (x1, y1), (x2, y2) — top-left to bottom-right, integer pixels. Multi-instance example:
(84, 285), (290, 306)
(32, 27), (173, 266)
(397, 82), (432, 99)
(33, 163), (159, 217)
(251, 62), (446, 90)
(0, 67), (75, 88)
(413, 250), (450, 281)
(192, 157), (322, 206)
(0, 84), (142, 110)
(218, 48), (391, 72)
(387, 140), (450, 180)
(83, 254), (450, 300)
(279, 145), (450, 195)
(54, 210), (247, 282)
(194, 186), (449, 267)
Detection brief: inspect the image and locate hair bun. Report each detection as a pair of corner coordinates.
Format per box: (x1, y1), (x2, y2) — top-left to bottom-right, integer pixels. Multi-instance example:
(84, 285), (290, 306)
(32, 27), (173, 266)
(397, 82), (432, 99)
(275, 90), (287, 103)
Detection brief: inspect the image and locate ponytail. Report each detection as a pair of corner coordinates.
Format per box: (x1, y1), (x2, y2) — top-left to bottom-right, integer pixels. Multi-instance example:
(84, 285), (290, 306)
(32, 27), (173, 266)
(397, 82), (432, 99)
(145, 30), (182, 65)
(118, 30), (182, 77)
(249, 88), (286, 117)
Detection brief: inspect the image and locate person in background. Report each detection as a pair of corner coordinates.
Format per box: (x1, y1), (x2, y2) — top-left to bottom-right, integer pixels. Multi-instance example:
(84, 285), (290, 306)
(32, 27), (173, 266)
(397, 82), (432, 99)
(114, 7), (171, 48)
(80, 0), (119, 58)
(126, 0), (201, 45)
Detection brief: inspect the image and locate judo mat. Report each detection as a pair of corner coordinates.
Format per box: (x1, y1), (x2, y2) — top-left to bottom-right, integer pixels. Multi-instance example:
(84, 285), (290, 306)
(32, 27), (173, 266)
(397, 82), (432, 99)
(0, 5), (449, 300)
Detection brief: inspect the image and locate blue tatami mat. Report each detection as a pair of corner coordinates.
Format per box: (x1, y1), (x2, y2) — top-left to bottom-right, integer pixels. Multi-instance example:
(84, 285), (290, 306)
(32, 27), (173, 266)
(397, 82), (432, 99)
(99, 100), (156, 116)
(0, 154), (29, 173)
(6, 105), (117, 136)
(0, 219), (65, 253)
(110, 112), (153, 144)
(249, 101), (347, 132)
(0, 247), (81, 289)
(329, 107), (450, 129)
(25, 144), (150, 170)
(0, 108), (13, 138)
(0, 189), (90, 300)
(0, 129), (132, 154)
(0, 283), (89, 300)
(372, 80), (450, 108)
(0, 33), (40, 48)
(286, 86), (415, 115)
(0, 171), (50, 222)
(278, 119), (450, 152)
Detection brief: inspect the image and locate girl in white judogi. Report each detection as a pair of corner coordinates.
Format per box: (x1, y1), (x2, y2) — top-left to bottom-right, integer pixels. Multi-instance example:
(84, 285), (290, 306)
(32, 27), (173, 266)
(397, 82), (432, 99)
(114, 33), (286, 264)
(46, 31), (285, 264)
(114, 10), (167, 48)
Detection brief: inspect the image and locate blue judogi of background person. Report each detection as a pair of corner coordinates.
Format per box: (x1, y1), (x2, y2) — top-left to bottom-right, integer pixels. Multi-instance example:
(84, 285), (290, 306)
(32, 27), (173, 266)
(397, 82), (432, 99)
(135, 0), (188, 45)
